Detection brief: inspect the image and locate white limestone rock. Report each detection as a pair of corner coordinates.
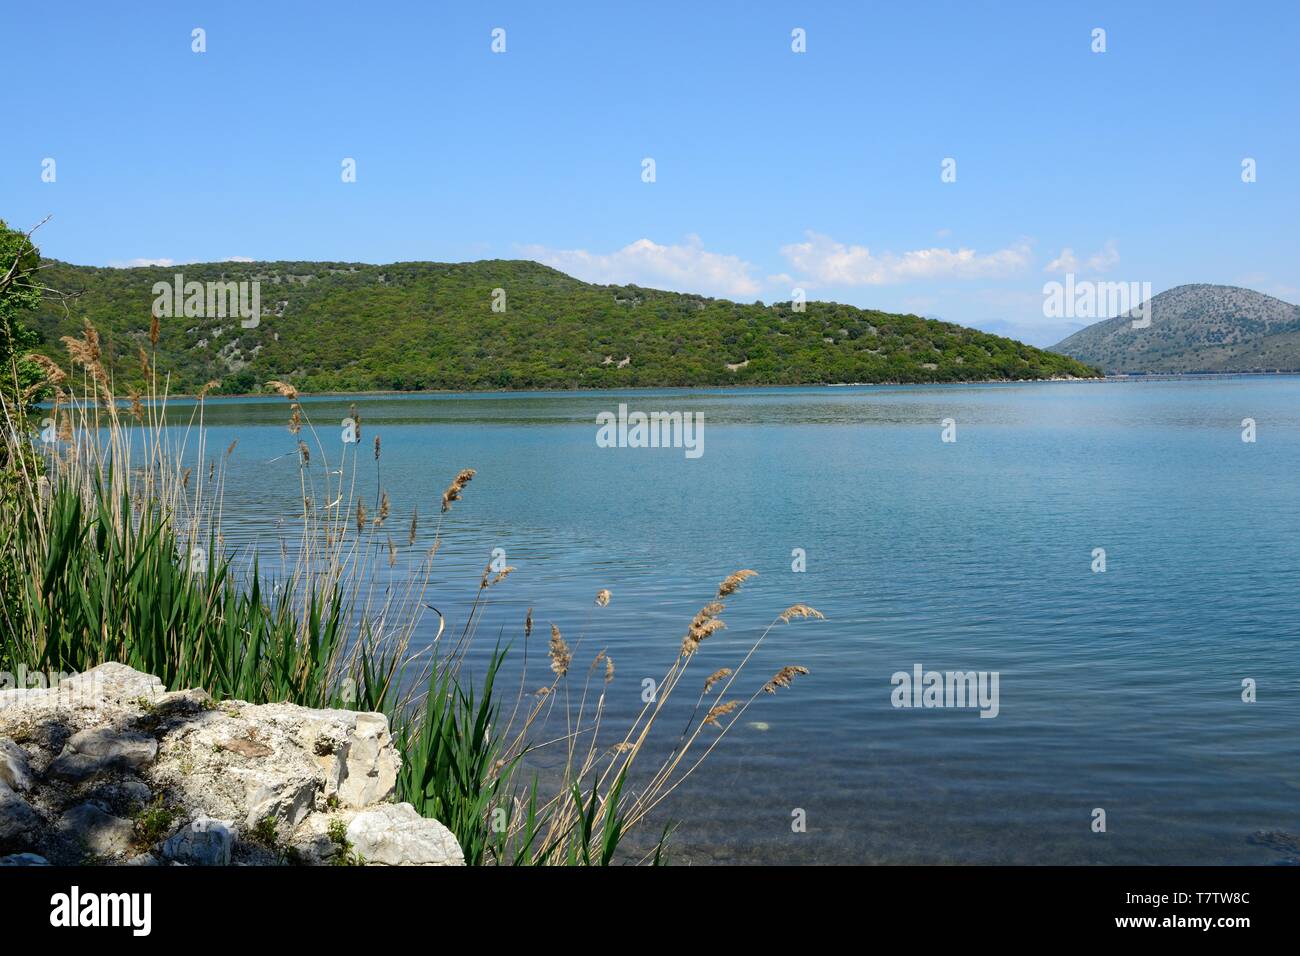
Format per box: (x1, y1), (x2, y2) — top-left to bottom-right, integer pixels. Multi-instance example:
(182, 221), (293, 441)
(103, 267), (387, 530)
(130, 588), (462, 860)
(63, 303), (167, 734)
(0, 662), (461, 867)
(346, 802), (465, 866)
(163, 816), (233, 866)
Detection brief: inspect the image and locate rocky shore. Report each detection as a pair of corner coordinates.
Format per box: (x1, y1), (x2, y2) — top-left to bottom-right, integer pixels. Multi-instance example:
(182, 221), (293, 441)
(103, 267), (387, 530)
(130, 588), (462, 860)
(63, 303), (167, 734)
(0, 663), (463, 866)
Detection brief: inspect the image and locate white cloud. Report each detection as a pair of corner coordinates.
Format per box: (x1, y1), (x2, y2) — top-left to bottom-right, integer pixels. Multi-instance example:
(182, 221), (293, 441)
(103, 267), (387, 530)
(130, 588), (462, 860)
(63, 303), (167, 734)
(1085, 239), (1120, 272)
(1044, 248), (1079, 273)
(520, 236), (762, 298)
(108, 257), (175, 268)
(1044, 240), (1119, 274)
(225, 256), (255, 263)
(780, 231), (1032, 286)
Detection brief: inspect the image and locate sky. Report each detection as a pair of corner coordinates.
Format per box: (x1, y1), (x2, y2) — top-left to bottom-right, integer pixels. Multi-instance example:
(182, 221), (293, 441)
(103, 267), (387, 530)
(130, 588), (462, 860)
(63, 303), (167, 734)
(3, 0), (1297, 346)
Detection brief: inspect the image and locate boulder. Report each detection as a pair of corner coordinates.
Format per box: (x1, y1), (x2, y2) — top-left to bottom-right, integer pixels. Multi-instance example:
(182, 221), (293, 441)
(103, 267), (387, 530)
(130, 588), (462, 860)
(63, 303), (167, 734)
(0, 662), (164, 711)
(163, 816), (233, 866)
(346, 802), (465, 866)
(48, 728), (159, 782)
(58, 803), (135, 857)
(0, 790), (41, 845)
(0, 739), (34, 792)
(0, 662), (462, 867)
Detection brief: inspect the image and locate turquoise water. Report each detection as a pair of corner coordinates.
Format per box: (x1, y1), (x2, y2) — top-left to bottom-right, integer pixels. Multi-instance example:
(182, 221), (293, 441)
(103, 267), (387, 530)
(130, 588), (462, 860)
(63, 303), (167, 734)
(186, 378), (1300, 864)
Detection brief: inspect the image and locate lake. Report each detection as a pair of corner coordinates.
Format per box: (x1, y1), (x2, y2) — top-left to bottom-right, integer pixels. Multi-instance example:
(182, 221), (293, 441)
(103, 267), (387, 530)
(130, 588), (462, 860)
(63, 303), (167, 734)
(182, 377), (1300, 864)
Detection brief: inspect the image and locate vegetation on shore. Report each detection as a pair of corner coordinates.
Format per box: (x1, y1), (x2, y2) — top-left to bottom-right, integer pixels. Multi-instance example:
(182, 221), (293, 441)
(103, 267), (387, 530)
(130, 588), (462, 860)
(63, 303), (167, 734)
(28, 256), (1100, 395)
(1, 220), (823, 865)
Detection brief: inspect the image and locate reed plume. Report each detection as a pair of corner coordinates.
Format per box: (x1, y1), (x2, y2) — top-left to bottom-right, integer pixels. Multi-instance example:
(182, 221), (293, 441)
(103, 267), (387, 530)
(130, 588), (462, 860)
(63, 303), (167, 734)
(703, 667), (731, 694)
(778, 604), (825, 623)
(763, 665), (809, 694)
(441, 468), (475, 512)
(25, 353), (67, 386)
(548, 623), (571, 677)
(681, 601), (726, 656)
(703, 700), (741, 727)
(717, 569), (758, 597)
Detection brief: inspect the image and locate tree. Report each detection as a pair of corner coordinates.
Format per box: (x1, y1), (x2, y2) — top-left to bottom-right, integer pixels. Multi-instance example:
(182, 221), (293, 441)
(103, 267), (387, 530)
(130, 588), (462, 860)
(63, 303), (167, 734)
(0, 218), (47, 416)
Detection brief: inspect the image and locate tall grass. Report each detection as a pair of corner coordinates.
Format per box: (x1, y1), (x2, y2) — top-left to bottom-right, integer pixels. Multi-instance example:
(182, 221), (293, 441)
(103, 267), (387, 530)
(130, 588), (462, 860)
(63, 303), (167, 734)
(0, 326), (822, 865)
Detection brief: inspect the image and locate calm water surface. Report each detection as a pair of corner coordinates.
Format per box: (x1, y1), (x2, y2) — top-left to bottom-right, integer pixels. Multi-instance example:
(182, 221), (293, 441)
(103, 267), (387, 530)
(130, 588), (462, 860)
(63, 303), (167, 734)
(170, 378), (1300, 864)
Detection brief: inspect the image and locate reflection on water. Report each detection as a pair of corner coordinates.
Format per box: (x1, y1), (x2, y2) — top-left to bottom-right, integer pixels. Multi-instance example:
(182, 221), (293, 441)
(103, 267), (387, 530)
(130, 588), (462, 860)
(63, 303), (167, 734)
(142, 380), (1300, 863)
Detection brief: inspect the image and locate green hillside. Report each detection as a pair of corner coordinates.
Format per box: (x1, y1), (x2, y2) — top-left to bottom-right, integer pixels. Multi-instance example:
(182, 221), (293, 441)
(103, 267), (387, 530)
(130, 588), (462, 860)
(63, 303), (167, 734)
(30, 258), (1100, 394)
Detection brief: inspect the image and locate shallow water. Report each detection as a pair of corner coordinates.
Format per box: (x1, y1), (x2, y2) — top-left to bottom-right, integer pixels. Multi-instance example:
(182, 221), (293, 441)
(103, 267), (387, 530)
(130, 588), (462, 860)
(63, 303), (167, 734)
(164, 378), (1300, 864)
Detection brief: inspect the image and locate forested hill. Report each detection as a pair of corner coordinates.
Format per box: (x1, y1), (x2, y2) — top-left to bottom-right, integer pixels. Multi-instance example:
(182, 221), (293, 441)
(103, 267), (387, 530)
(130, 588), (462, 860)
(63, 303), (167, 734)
(30, 258), (1100, 393)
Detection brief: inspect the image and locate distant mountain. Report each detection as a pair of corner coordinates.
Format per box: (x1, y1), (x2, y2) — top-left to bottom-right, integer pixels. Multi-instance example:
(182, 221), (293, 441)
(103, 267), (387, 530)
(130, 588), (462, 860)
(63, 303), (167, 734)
(1051, 284), (1300, 374)
(30, 258), (1099, 394)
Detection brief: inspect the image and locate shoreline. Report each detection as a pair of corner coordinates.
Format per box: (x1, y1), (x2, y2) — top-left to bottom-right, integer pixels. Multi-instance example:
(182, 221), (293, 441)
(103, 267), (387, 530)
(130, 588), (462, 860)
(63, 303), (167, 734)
(118, 369), (1300, 402)
(126, 375), (1115, 401)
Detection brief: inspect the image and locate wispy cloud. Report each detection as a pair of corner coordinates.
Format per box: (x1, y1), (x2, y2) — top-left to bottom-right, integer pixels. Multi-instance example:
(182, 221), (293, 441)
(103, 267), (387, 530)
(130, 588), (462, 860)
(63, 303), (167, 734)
(780, 231), (1032, 286)
(1044, 240), (1119, 274)
(519, 236), (762, 298)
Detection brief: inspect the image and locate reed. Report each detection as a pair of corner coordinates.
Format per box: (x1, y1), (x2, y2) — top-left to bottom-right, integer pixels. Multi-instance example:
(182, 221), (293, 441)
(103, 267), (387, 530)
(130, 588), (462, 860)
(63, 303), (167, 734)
(0, 329), (824, 865)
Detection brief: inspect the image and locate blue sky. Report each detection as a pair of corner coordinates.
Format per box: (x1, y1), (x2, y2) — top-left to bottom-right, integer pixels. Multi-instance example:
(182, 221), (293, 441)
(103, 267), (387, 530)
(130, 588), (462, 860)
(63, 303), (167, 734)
(3, 0), (1297, 346)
